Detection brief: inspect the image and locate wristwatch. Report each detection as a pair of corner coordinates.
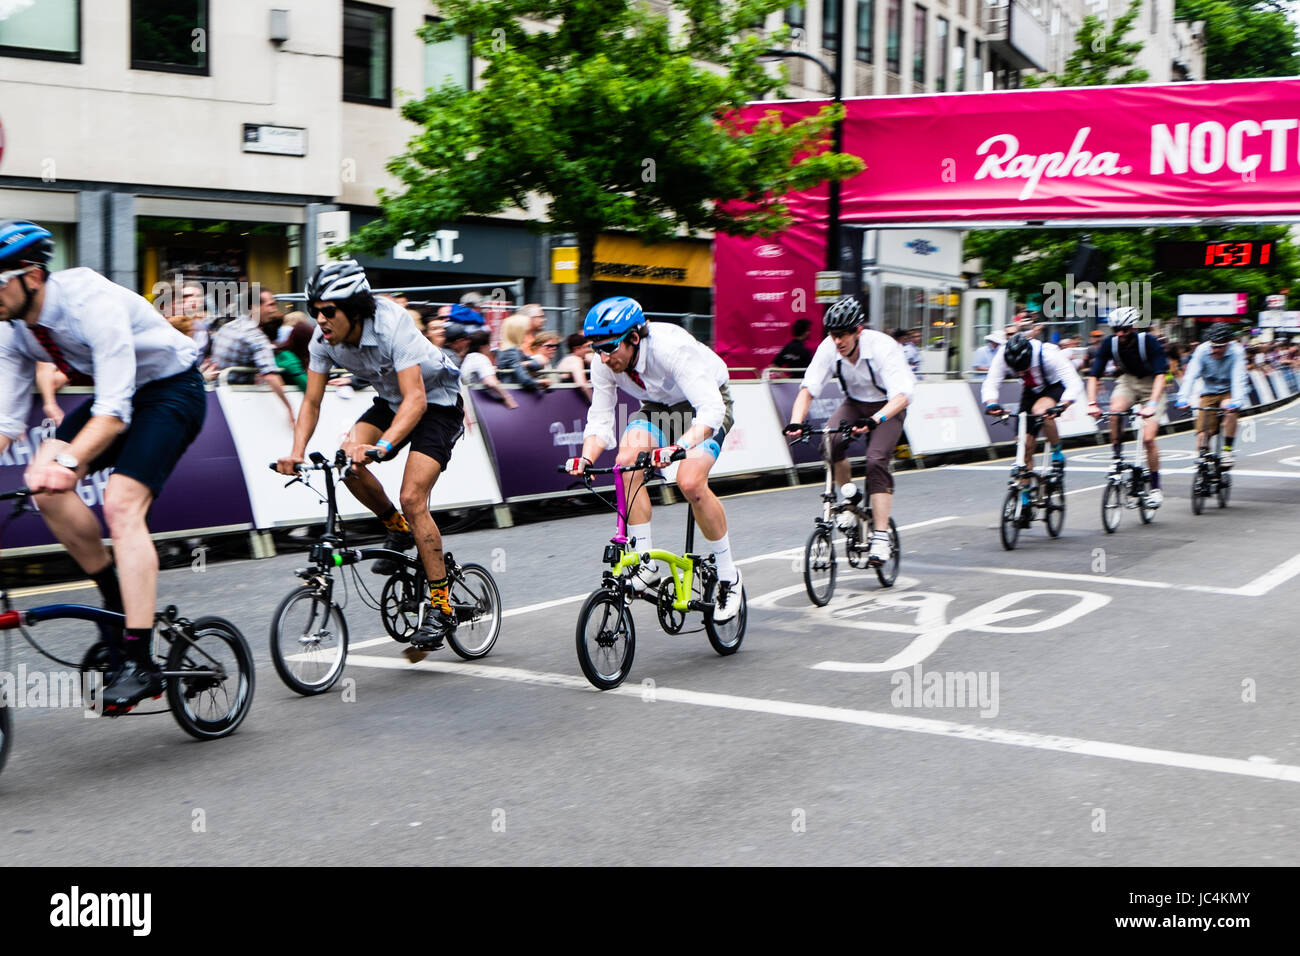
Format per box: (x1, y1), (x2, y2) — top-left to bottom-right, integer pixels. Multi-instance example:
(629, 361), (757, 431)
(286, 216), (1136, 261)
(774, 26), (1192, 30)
(54, 453), (79, 471)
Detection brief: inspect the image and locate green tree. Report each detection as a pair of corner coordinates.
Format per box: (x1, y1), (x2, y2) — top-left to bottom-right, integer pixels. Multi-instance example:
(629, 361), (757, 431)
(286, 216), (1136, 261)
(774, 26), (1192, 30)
(1175, 0), (1300, 79)
(341, 0), (862, 310)
(1024, 0), (1148, 88)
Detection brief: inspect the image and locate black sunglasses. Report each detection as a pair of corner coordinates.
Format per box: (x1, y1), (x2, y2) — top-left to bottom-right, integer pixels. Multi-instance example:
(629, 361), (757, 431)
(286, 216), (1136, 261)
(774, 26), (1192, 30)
(310, 304), (340, 319)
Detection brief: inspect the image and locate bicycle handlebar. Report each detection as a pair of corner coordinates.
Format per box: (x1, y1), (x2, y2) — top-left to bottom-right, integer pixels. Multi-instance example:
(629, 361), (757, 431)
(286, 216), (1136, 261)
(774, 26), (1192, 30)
(784, 419), (874, 443)
(0, 488), (31, 501)
(556, 449), (680, 477)
(988, 405), (1068, 425)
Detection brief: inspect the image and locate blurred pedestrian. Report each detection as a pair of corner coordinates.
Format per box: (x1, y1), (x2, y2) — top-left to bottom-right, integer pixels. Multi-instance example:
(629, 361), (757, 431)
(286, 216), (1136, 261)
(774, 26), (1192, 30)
(770, 318), (814, 371)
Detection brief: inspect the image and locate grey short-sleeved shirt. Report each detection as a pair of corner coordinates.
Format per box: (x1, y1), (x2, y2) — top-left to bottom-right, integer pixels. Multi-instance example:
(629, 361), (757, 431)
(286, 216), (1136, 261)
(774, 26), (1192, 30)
(308, 296), (461, 409)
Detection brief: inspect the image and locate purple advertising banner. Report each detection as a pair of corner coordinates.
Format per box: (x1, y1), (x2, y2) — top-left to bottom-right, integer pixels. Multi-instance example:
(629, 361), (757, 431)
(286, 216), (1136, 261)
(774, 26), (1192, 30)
(0, 390), (252, 550)
(767, 378), (849, 467)
(468, 385), (646, 499)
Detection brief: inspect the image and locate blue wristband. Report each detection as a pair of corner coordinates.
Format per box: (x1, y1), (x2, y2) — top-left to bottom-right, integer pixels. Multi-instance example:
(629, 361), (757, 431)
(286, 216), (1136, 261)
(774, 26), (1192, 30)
(376, 439), (393, 454)
(876, 414), (887, 424)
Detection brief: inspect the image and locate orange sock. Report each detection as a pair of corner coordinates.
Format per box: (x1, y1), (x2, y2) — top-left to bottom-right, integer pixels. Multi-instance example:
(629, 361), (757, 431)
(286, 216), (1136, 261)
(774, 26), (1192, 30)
(428, 578), (452, 615)
(383, 510), (410, 533)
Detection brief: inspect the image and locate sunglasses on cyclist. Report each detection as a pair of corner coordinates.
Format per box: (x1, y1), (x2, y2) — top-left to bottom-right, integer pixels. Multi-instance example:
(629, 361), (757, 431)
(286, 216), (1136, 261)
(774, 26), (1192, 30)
(590, 331), (633, 354)
(309, 304), (341, 319)
(0, 265), (34, 290)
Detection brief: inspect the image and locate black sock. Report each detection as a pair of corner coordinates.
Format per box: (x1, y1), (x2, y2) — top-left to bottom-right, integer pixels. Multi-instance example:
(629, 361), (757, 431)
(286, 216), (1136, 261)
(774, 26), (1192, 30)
(1150, 472), (1161, 490)
(123, 627), (154, 665)
(1224, 438), (1233, 451)
(1112, 442), (1122, 458)
(91, 564), (123, 614)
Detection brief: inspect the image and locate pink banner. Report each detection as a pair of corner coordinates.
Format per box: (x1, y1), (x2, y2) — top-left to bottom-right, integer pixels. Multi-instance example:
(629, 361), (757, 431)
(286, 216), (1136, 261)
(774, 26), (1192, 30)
(715, 79), (1300, 369)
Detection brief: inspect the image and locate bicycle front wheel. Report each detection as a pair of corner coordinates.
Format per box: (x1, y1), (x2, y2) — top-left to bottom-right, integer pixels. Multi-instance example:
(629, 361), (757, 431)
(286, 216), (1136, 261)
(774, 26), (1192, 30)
(1101, 481), (1123, 533)
(803, 525), (836, 606)
(166, 616), (255, 740)
(576, 589), (636, 690)
(446, 563), (502, 660)
(270, 585), (349, 695)
(1044, 478), (1066, 538)
(874, 518), (900, 587)
(1191, 466), (1208, 514)
(1000, 488), (1022, 550)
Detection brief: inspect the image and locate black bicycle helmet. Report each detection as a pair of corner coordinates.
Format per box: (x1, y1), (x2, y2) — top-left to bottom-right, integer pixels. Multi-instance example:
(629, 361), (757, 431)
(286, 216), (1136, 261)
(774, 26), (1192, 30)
(1208, 323), (1234, 344)
(305, 260), (370, 303)
(1003, 333), (1033, 372)
(823, 296), (863, 332)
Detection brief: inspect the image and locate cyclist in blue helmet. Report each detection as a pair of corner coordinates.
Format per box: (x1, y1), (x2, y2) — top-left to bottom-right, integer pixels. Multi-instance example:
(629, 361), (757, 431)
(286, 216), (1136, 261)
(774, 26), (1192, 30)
(565, 296), (743, 621)
(0, 220), (208, 713)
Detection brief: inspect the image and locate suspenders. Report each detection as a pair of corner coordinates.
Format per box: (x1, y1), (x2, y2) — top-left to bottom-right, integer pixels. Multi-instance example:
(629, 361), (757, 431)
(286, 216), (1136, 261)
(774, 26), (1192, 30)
(835, 353), (882, 402)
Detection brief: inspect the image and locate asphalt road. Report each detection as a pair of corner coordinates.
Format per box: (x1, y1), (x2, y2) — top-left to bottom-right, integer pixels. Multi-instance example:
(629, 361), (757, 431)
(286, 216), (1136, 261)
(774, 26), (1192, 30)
(3, 400), (1299, 865)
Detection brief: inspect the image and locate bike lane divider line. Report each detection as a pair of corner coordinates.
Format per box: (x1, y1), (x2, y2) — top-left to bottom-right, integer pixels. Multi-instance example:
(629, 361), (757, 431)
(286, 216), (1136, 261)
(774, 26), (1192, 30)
(902, 562), (1244, 596)
(1248, 444), (1295, 457)
(340, 652), (1300, 785)
(734, 515), (960, 568)
(1236, 551), (1300, 597)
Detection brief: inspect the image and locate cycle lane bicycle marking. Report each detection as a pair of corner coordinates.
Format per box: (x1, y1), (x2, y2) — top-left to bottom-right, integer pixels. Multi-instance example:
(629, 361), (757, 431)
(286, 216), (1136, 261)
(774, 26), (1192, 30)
(337, 652), (1300, 785)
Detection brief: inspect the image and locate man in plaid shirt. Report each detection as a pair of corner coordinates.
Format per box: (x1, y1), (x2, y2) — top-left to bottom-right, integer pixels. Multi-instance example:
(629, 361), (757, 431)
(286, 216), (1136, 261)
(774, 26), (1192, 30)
(204, 287), (295, 428)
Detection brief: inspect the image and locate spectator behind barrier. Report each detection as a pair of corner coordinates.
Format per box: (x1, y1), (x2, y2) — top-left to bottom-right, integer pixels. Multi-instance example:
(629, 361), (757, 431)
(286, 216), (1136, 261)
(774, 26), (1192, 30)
(556, 332), (593, 403)
(770, 318), (814, 372)
(274, 312), (314, 390)
(461, 328), (518, 410)
(496, 314), (551, 391)
(203, 288), (296, 427)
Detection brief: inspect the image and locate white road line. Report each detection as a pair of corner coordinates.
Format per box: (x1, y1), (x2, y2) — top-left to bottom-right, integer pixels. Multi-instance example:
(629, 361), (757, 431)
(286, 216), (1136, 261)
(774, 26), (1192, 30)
(342, 653), (1300, 785)
(1248, 444), (1295, 457)
(1237, 552), (1300, 597)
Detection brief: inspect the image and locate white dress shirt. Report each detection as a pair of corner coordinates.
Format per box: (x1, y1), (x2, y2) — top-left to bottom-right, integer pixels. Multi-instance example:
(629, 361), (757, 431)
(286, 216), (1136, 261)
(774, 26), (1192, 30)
(585, 322), (728, 450)
(981, 339), (1085, 406)
(799, 331), (916, 404)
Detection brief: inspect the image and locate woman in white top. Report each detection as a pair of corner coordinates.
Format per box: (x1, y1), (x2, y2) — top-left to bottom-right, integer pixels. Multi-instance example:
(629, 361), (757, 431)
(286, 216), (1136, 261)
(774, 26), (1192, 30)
(460, 328), (518, 409)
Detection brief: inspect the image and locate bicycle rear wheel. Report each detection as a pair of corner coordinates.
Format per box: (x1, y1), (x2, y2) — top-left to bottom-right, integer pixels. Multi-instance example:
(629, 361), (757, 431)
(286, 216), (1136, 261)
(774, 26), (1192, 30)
(0, 698), (11, 776)
(873, 518), (900, 587)
(576, 589), (636, 690)
(1101, 481), (1123, 533)
(705, 583), (746, 656)
(270, 585), (349, 695)
(446, 563), (502, 660)
(166, 616), (254, 740)
(803, 525), (836, 606)
(1000, 488), (1022, 550)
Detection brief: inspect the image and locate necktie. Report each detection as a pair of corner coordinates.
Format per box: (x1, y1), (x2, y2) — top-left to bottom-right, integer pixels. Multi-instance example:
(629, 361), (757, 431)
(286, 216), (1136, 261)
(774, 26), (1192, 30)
(30, 325), (93, 386)
(627, 367), (646, 390)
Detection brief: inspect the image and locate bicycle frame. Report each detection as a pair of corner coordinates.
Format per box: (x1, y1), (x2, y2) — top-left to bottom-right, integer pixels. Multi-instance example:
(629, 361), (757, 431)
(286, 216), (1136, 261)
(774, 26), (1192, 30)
(606, 461), (700, 614)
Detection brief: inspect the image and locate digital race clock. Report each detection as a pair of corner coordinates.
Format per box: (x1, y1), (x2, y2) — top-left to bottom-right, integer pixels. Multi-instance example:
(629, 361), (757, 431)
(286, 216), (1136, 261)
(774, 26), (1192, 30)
(1155, 240), (1277, 270)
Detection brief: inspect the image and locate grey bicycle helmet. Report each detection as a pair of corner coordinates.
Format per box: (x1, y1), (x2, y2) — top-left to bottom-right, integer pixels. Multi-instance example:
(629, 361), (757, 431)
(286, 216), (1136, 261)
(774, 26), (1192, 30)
(305, 260), (371, 303)
(823, 296), (864, 332)
(1003, 333), (1033, 371)
(1209, 322), (1234, 344)
(1109, 306), (1141, 328)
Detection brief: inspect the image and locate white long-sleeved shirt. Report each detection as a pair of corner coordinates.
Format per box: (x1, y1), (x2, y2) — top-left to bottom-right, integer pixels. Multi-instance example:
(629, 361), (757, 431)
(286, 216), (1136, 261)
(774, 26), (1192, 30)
(980, 339), (1085, 407)
(1177, 341), (1248, 406)
(584, 322), (728, 450)
(0, 268), (200, 438)
(799, 331), (916, 404)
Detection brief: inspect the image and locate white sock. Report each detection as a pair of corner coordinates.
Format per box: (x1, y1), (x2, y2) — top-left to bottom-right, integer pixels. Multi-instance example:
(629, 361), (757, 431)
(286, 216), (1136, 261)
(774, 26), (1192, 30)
(706, 532), (738, 583)
(628, 522), (657, 574)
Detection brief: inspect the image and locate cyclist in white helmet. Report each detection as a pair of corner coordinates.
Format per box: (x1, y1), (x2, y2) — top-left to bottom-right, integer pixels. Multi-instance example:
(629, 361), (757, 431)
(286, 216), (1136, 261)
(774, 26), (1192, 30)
(1085, 306), (1170, 507)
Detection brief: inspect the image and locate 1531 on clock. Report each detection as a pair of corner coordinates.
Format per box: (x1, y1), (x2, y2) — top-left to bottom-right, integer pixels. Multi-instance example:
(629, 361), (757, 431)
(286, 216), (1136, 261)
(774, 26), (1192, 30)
(1155, 240), (1277, 270)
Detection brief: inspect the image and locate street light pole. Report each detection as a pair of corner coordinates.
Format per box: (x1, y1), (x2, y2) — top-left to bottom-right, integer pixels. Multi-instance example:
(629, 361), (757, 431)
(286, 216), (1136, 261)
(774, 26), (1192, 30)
(762, 0), (845, 275)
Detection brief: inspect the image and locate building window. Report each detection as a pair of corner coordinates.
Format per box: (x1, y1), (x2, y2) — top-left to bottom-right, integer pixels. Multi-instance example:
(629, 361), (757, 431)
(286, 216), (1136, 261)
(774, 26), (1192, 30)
(936, 16), (948, 91)
(856, 0), (873, 63)
(886, 0), (900, 73)
(912, 5), (926, 86)
(955, 27), (966, 90)
(131, 0), (208, 74)
(786, 2), (805, 30)
(424, 17), (471, 91)
(344, 2), (392, 107)
(824, 0), (840, 53)
(0, 0), (80, 63)
(973, 38), (983, 91)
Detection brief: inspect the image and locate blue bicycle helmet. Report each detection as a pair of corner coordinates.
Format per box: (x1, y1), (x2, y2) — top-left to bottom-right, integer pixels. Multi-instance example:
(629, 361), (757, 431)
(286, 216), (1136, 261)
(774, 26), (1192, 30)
(583, 296), (645, 339)
(0, 220), (54, 267)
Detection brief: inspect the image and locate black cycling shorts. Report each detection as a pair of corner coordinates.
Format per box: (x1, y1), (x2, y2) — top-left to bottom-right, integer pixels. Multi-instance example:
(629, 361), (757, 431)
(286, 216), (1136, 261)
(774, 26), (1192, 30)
(55, 366), (207, 499)
(1018, 381), (1066, 437)
(356, 395), (464, 471)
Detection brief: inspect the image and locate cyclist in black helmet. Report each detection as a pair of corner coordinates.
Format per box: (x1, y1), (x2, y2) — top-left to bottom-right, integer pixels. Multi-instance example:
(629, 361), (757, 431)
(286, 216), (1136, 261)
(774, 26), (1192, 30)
(782, 296), (915, 567)
(275, 260), (464, 660)
(982, 331), (1084, 510)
